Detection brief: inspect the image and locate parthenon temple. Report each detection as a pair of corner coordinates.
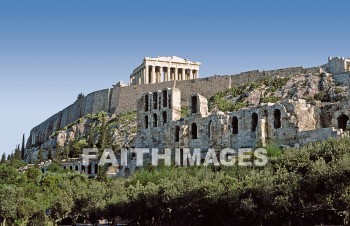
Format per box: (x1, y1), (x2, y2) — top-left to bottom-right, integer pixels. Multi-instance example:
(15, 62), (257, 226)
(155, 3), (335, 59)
(129, 56), (201, 85)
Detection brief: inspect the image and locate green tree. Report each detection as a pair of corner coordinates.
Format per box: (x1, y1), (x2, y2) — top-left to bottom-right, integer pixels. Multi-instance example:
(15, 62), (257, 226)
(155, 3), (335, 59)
(14, 144), (22, 161)
(1, 153), (5, 163)
(37, 147), (44, 163)
(21, 134), (25, 160)
(98, 115), (111, 154)
(77, 92), (85, 100)
(97, 165), (108, 183)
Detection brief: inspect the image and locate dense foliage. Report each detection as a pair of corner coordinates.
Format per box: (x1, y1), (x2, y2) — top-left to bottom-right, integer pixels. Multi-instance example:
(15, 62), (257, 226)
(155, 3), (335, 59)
(2, 138), (350, 225)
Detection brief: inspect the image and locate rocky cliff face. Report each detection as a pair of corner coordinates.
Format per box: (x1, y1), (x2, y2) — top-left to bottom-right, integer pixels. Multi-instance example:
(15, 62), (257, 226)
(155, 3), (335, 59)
(25, 112), (137, 163)
(209, 70), (348, 112)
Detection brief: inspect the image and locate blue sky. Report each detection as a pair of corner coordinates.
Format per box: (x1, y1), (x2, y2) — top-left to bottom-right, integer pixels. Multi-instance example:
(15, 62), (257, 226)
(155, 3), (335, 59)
(0, 0), (349, 156)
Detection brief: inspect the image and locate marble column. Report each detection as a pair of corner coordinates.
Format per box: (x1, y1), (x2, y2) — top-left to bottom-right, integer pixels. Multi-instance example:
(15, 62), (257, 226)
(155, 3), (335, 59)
(145, 66), (149, 84)
(189, 69), (193, 80)
(138, 71), (141, 85)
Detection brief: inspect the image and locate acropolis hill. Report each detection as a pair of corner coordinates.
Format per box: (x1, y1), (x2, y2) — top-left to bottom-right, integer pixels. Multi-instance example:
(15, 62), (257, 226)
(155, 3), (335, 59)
(24, 56), (350, 175)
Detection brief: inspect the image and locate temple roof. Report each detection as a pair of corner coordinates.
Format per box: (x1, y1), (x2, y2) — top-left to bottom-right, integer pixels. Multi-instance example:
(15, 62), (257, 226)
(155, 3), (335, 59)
(144, 56), (200, 65)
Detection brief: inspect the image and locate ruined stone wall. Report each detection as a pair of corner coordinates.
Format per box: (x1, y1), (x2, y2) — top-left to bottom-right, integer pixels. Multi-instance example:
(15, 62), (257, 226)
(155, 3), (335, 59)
(26, 66), (322, 149)
(27, 88), (111, 148)
(326, 57), (348, 75)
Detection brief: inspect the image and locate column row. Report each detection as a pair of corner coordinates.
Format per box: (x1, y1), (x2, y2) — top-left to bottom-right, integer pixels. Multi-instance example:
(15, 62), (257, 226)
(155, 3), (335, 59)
(130, 66), (199, 85)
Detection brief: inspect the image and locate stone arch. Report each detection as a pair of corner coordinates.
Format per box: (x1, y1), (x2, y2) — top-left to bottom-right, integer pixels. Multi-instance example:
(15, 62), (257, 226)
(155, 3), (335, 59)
(95, 164), (98, 174)
(69, 165), (73, 171)
(232, 116), (238, 134)
(168, 94), (172, 109)
(338, 114), (349, 131)
(175, 126), (180, 142)
(153, 92), (158, 109)
(144, 115), (149, 129)
(162, 111), (167, 125)
(273, 109), (282, 129)
(63, 166), (66, 170)
(145, 95), (149, 112)
(163, 90), (168, 107)
(75, 165), (79, 171)
(81, 165), (85, 173)
(88, 164), (92, 174)
(191, 123), (198, 139)
(252, 113), (258, 132)
(191, 96), (198, 114)
(153, 113), (158, 127)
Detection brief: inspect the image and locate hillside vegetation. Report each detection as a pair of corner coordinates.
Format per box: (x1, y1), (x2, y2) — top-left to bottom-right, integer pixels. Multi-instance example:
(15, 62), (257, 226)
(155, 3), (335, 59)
(209, 73), (347, 112)
(26, 111), (137, 163)
(2, 138), (350, 225)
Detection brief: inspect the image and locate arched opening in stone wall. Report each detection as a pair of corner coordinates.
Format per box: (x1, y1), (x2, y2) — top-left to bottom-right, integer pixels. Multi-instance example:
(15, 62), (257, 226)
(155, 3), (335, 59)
(153, 92), (158, 109)
(162, 111), (167, 125)
(191, 123), (198, 139)
(81, 165), (85, 173)
(94, 164), (98, 174)
(175, 126), (180, 142)
(168, 94), (172, 109)
(338, 114), (349, 131)
(153, 113), (158, 127)
(70, 166), (73, 171)
(75, 165), (79, 171)
(145, 95), (149, 112)
(208, 120), (212, 138)
(144, 115), (149, 129)
(88, 164), (92, 174)
(63, 166), (66, 170)
(191, 96), (198, 114)
(163, 90), (167, 107)
(274, 109), (282, 129)
(232, 116), (238, 134)
(252, 113), (258, 132)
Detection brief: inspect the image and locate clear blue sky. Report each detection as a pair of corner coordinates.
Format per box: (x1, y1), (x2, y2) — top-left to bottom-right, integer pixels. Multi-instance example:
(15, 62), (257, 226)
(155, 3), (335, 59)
(0, 0), (349, 155)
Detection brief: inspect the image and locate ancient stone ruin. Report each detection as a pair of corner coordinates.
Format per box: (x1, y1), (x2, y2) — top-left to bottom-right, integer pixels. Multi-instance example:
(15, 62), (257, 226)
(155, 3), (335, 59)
(24, 56), (350, 177)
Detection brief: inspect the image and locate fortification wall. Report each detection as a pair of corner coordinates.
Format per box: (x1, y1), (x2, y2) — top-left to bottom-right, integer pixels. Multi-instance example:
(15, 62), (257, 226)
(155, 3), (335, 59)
(113, 75), (233, 114)
(27, 88), (111, 148)
(26, 65), (321, 149)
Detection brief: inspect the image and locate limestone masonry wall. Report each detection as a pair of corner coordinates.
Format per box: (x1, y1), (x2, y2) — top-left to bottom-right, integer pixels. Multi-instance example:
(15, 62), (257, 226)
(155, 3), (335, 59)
(26, 66), (321, 148)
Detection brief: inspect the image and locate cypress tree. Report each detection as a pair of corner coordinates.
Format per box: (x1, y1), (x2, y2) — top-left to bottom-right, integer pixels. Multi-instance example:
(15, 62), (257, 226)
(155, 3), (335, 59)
(14, 144), (22, 160)
(1, 153), (5, 163)
(21, 134), (25, 160)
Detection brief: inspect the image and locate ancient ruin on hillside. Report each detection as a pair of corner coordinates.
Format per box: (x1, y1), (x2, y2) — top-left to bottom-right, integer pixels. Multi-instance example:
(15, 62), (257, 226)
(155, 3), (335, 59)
(24, 56), (350, 177)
